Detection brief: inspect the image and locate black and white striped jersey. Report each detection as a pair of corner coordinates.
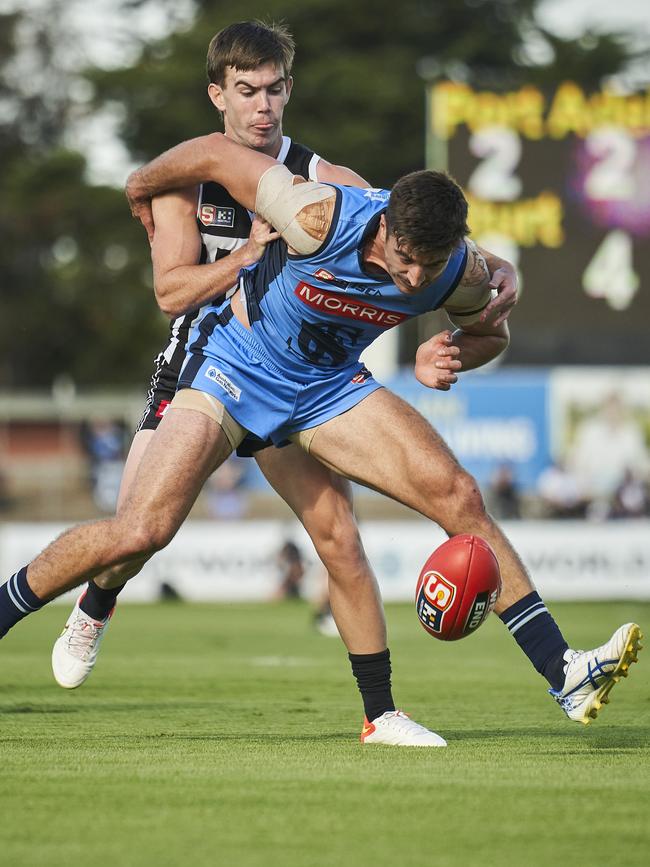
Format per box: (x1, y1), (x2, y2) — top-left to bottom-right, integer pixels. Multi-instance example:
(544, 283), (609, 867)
(137, 137), (320, 431)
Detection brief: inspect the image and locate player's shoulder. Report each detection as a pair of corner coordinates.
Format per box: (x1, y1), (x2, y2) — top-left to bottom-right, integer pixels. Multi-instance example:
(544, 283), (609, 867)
(282, 137), (318, 178)
(333, 185), (390, 227)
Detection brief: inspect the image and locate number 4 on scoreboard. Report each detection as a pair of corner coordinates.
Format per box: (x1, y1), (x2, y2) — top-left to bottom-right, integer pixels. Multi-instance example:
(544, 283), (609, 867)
(582, 229), (639, 311)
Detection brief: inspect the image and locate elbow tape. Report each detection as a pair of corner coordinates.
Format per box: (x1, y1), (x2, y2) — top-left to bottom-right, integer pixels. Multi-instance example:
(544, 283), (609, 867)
(255, 164), (334, 254)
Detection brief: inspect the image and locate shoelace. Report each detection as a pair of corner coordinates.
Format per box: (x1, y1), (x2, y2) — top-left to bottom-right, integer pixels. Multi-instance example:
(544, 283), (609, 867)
(381, 712), (429, 737)
(65, 615), (103, 660)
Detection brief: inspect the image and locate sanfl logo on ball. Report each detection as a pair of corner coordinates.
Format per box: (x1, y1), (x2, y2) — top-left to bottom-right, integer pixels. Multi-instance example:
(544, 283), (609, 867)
(417, 571), (456, 634)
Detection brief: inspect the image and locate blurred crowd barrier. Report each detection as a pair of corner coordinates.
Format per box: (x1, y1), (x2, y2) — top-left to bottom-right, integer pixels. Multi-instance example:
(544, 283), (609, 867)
(0, 365), (649, 523)
(1, 519), (648, 603)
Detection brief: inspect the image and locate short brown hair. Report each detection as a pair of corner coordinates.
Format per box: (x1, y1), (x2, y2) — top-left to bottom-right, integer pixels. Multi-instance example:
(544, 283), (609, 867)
(206, 21), (295, 86)
(386, 170), (470, 258)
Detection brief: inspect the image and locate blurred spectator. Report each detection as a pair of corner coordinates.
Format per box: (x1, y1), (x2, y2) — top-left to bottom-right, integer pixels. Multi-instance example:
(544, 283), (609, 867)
(205, 455), (249, 519)
(0, 460), (14, 513)
(274, 540), (305, 600)
(486, 462), (521, 519)
(567, 394), (650, 519)
(79, 419), (127, 511)
(536, 460), (586, 519)
(610, 470), (649, 519)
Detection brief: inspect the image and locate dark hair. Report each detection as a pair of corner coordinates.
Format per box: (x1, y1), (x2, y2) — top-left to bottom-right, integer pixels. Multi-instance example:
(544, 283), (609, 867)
(386, 170), (470, 258)
(206, 21), (295, 86)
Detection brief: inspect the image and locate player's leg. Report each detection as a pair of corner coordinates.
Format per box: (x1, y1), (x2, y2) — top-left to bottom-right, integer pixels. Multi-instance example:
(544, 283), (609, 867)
(0, 403), (234, 639)
(255, 442), (445, 746)
(304, 388), (642, 723)
(51, 428), (155, 687)
(255, 444), (385, 652)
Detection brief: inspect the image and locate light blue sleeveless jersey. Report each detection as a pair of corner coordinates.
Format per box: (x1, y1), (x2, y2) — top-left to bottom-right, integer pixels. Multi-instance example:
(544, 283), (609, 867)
(237, 184), (467, 381)
(180, 184), (468, 442)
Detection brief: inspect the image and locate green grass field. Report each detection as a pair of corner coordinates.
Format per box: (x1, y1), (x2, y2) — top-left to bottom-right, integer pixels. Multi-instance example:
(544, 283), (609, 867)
(1, 600), (648, 867)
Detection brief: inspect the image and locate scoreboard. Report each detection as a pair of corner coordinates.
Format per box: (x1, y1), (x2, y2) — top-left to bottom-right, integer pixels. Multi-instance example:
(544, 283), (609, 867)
(426, 80), (650, 365)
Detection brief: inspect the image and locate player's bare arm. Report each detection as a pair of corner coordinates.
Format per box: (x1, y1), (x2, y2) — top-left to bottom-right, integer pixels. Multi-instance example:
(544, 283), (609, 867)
(477, 244), (519, 326)
(150, 189), (279, 317)
(415, 241), (509, 389)
(127, 133), (273, 223)
(127, 132), (337, 254)
(316, 160), (370, 188)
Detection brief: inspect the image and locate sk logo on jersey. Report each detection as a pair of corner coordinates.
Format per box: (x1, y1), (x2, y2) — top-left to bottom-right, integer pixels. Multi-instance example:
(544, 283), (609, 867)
(199, 205), (235, 228)
(416, 571), (456, 634)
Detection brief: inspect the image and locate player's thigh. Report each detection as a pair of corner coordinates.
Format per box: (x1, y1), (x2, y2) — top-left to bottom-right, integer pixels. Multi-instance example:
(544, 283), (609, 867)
(307, 388), (470, 518)
(120, 406), (233, 535)
(116, 428), (154, 511)
(254, 443), (359, 539)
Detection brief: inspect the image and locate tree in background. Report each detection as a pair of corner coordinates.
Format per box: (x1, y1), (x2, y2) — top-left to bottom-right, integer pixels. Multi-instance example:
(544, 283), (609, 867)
(0, 0), (638, 388)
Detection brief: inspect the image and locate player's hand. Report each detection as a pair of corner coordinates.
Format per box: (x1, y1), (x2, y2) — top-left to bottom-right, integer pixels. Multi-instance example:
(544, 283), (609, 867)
(480, 262), (519, 327)
(242, 216), (281, 265)
(126, 171), (155, 244)
(414, 330), (462, 391)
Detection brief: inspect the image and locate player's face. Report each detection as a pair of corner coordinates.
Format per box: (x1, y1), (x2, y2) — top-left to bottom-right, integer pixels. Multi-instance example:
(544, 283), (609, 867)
(383, 231), (451, 295)
(208, 63), (293, 157)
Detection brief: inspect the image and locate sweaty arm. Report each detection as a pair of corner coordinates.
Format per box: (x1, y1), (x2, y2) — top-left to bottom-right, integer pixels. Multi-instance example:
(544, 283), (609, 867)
(150, 188), (277, 318)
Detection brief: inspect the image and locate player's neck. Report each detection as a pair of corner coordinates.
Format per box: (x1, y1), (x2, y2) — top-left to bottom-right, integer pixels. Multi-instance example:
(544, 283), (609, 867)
(362, 232), (389, 276)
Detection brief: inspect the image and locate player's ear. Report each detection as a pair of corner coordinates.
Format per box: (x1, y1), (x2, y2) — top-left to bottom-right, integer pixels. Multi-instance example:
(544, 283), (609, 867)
(208, 82), (226, 113)
(285, 75), (293, 104)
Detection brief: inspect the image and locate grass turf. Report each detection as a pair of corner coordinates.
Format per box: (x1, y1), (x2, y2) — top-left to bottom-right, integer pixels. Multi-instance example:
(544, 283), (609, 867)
(1, 601), (648, 867)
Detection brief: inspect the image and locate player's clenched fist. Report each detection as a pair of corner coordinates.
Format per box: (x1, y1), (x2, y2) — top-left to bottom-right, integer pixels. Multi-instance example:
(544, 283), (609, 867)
(414, 330), (462, 391)
(242, 216), (281, 265)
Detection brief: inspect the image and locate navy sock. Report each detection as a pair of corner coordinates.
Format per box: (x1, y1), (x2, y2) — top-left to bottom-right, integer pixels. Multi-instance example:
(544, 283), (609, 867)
(499, 591), (569, 691)
(79, 579), (125, 621)
(0, 567), (46, 638)
(349, 649), (396, 722)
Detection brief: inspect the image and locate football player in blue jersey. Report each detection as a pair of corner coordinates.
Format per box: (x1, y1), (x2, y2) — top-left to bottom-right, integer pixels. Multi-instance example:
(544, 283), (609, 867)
(48, 22), (409, 726)
(2, 30), (640, 745)
(38, 20), (511, 744)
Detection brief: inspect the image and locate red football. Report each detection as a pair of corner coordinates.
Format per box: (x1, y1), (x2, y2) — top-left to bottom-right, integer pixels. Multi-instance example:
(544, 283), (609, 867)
(415, 534), (501, 641)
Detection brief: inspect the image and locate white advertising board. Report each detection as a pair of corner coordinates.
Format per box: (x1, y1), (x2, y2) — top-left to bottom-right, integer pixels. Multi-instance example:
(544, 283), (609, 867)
(1, 519), (648, 602)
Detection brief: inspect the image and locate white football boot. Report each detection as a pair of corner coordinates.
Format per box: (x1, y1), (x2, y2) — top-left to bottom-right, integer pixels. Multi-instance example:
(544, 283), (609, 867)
(51, 592), (115, 688)
(360, 710), (447, 747)
(550, 622), (643, 724)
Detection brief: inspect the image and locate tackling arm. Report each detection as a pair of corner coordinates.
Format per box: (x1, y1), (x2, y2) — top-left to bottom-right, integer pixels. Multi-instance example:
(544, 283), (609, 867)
(447, 239), (510, 370)
(414, 241), (510, 390)
(127, 132), (337, 254)
(316, 160), (370, 188)
(151, 188), (278, 318)
(127, 133), (275, 235)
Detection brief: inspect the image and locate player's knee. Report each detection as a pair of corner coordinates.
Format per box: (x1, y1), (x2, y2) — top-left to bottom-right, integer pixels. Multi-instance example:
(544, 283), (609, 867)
(436, 468), (488, 530)
(117, 518), (175, 559)
(311, 519), (367, 577)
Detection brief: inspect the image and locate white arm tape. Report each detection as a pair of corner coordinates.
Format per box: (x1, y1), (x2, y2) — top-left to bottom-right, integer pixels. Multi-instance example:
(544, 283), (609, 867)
(445, 287), (495, 327)
(444, 240), (493, 326)
(255, 163), (335, 254)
